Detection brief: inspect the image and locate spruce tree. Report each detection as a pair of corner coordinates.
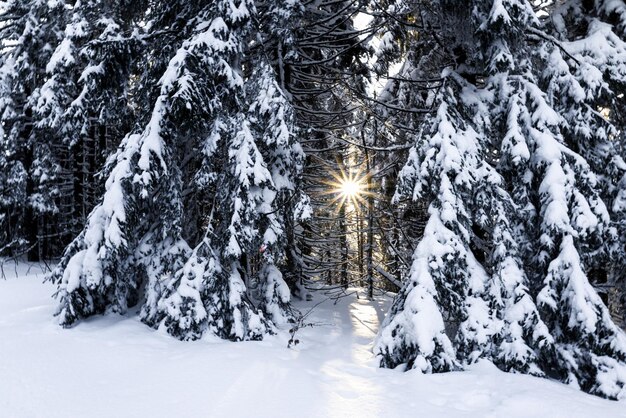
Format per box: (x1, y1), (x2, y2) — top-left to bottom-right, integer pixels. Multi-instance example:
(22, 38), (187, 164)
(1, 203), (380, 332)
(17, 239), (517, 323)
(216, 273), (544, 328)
(33, 0), (142, 254)
(547, 0), (626, 326)
(376, 0), (626, 399)
(530, 1), (626, 397)
(150, 3), (302, 340)
(51, 0), (304, 341)
(248, 63), (304, 324)
(0, 0), (66, 258)
(49, 0), (195, 325)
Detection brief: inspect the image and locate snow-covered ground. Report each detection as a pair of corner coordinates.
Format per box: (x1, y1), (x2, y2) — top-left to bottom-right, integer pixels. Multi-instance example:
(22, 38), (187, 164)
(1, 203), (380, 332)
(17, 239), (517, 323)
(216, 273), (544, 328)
(1, 262), (625, 418)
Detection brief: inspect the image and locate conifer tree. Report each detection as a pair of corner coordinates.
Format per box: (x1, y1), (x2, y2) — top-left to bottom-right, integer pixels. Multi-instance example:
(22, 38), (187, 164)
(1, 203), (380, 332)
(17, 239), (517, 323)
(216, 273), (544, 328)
(0, 0), (66, 258)
(49, 0), (197, 325)
(248, 63), (304, 323)
(376, 0), (626, 399)
(150, 2), (303, 340)
(33, 0), (142, 254)
(51, 0), (304, 341)
(547, 0), (626, 325)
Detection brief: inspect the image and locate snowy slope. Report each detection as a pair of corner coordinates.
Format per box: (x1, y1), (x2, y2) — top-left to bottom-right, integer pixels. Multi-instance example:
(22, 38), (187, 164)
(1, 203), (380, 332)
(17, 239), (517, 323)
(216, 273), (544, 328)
(0, 262), (625, 418)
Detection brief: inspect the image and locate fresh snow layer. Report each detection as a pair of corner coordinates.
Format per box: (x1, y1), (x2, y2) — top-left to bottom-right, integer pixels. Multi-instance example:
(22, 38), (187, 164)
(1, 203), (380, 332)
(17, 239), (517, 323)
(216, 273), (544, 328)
(1, 262), (625, 418)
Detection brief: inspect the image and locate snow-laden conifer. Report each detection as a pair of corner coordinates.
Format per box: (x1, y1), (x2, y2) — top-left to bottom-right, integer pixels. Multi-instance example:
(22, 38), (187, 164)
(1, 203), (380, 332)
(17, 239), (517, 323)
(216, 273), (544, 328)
(248, 63), (304, 323)
(545, 1), (626, 326)
(35, 0), (140, 146)
(488, 0), (626, 398)
(49, 10), (192, 325)
(51, 0), (304, 341)
(0, 0), (66, 255)
(375, 89), (493, 372)
(378, 0), (626, 399)
(144, 0), (274, 340)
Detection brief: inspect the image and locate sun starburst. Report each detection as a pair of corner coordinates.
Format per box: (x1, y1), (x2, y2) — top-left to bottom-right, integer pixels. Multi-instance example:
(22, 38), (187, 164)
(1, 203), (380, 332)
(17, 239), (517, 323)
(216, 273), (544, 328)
(321, 166), (374, 214)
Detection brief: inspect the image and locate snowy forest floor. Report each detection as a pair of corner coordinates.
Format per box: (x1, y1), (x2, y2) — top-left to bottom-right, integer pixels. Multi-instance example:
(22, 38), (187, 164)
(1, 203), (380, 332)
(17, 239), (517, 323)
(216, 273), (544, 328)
(1, 262), (625, 418)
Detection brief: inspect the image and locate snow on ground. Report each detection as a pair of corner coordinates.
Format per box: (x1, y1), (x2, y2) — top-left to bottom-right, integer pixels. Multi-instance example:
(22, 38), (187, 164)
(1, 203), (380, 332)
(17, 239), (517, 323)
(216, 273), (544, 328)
(1, 262), (625, 418)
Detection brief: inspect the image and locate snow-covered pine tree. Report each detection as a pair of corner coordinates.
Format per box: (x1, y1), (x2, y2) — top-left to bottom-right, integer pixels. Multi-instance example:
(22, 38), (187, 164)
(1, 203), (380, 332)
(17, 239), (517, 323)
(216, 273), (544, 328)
(163, 109), (281, 340)
(376, 0), (626, 399)
(527, 1), (626, 398)
(248, 63), (304, 324)
(50, 0), (303, 340)
(49, 112), (188, 326)
(31, 0), (143, 257)
(47, 0), (199, 326)
(370, 1), (467, 372)
(149, 1), (304, 340)
(0, 0), (66, 258)
(471, 0), (557, 376)
(48, 0), (194, 326)
(375, 84), (488, 373)
(545, 0), (626, 326)
(473, 0), (626, 399)
(255, 0), (312, 296)
(365, 0), (455, 296)
(376, 68), (549, 374)
(141, 0), (272, 341)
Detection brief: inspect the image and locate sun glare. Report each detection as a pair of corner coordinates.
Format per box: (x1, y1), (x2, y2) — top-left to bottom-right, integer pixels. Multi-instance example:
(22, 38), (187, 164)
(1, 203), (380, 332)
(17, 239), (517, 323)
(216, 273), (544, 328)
(339, 179), (362, 198)
(322, 166), (373, 213)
